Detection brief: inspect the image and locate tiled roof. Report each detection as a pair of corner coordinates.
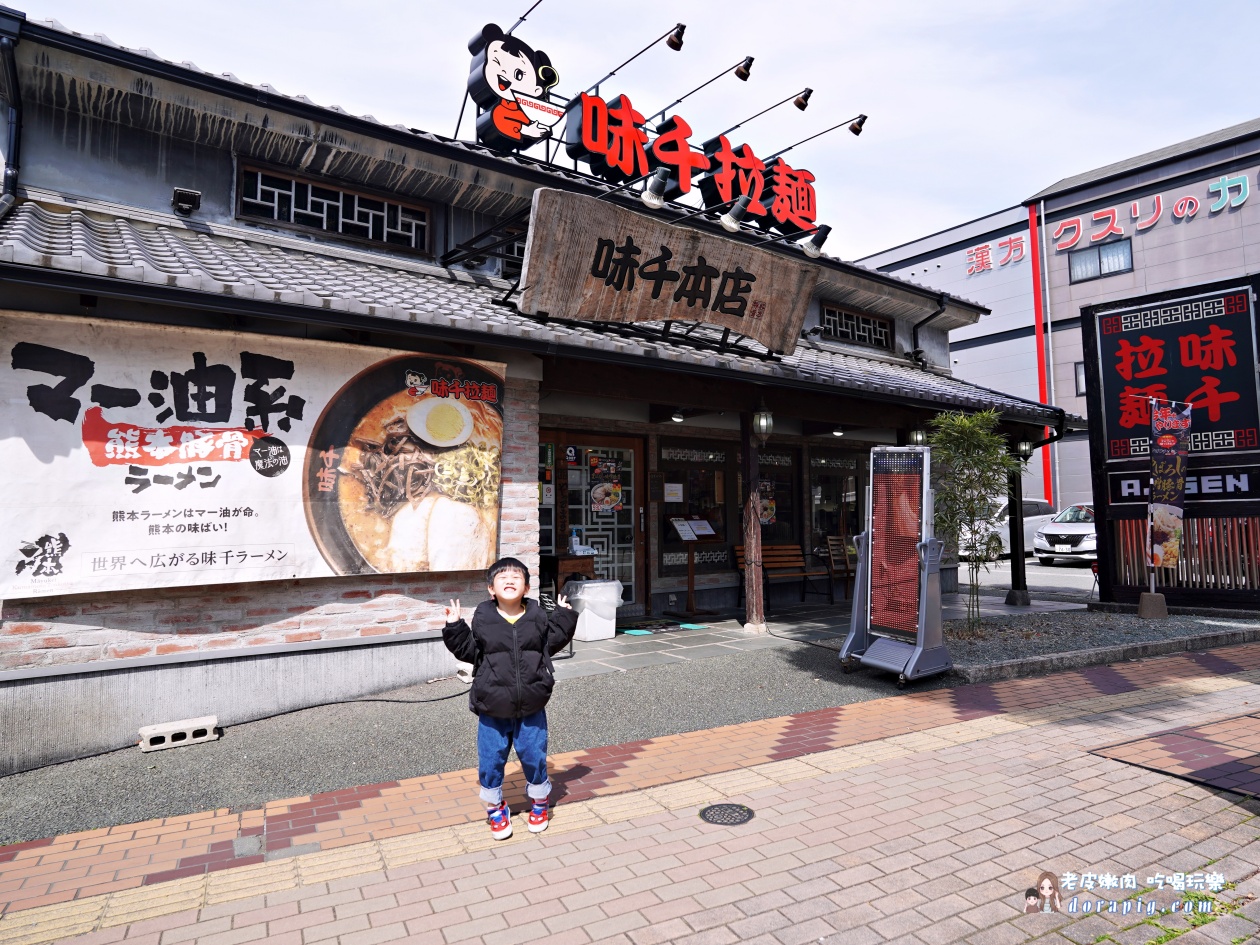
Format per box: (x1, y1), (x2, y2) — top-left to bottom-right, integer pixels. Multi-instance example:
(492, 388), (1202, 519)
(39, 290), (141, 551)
(23, 18), (992, 322)
(0, 198), (1064, 425)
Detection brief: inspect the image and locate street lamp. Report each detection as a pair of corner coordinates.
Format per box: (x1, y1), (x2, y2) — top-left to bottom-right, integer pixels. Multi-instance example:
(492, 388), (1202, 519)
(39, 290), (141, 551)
(568, 22), (688, 104)
(645, 56), (755, 127)
(706, 88), (813, 146)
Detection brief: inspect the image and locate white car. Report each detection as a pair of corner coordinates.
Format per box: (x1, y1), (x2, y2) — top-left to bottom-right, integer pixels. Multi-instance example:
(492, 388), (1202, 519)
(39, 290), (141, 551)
(961, 498), (1057, 558)
(1033, 504), (1097, 565)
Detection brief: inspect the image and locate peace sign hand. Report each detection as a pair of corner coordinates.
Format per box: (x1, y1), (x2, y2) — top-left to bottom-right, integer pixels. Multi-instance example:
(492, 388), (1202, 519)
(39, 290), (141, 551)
(444, 599), (461, 622)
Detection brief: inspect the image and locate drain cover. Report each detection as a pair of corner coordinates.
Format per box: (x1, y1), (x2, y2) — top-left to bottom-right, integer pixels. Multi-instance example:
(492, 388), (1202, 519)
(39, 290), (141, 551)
(698, 803), (755, 826)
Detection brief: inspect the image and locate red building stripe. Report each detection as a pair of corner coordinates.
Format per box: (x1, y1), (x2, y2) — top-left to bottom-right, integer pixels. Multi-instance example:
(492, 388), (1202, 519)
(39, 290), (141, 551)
(1028, 204), (1053, 504)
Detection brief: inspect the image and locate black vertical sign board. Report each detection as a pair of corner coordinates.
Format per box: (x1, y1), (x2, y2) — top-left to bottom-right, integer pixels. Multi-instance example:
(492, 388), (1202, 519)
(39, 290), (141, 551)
(1082, 278), (1260, 602)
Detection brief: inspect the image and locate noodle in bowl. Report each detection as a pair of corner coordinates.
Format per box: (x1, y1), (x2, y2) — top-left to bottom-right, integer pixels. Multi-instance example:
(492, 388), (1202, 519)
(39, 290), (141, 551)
(336, 391), (502, 572)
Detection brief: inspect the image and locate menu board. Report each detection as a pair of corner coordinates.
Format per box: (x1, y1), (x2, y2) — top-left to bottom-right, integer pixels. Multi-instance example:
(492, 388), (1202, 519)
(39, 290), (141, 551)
(670, 518), (697, 541)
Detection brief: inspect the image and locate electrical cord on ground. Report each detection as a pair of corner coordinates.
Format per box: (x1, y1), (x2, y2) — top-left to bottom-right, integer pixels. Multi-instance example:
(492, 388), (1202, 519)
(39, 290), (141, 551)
(236, 679), (469, 723)
(766, 626), (846, 651)
(10, 680), (474, 772)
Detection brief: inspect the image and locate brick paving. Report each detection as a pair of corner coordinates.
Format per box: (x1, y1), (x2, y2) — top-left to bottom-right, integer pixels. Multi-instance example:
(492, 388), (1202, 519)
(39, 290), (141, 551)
(3, 642), (1260, 944)
(1094, 711), (1260, 797)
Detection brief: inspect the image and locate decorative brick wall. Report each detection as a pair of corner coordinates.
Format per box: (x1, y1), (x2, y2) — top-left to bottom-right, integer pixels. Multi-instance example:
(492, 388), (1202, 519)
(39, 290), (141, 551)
(0, 378), (541, 671)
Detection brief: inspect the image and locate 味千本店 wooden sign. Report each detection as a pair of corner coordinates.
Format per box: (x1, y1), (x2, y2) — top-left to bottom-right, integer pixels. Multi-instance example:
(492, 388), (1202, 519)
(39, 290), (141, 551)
(519, 189), (819, 355)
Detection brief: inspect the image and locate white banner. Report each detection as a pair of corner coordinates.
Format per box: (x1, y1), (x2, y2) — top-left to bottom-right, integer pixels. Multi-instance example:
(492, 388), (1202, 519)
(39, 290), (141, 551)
(2, 313), (506, 599)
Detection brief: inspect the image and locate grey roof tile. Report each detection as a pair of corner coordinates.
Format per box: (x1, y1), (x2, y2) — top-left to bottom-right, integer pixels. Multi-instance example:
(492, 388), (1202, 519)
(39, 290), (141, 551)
(0, 201), (1064, 424)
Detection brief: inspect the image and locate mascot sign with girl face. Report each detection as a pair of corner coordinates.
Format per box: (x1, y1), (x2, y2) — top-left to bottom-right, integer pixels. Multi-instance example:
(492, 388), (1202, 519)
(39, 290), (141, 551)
(467, 23), (564, 151)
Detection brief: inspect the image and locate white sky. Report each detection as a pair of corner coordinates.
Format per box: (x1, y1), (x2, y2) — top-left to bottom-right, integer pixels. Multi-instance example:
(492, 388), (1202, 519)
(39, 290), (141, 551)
(18, 1), (1259, 259)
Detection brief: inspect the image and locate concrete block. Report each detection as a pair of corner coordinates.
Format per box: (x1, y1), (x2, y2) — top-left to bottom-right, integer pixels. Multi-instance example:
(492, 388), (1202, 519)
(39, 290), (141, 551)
(138, 714), (219, 752)
(1138, 592), (1168, 619)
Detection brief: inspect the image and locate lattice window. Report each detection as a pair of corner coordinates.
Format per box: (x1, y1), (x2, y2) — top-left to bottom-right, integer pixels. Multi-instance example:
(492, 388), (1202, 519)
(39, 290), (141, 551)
(661, 448), (727, 463)
(239, 168), (430, 254)
(820, 306), (894, 351)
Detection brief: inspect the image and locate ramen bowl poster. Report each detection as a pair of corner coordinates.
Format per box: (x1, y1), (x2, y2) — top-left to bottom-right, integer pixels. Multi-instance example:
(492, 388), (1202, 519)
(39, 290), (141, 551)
(1, 313), (506, 599)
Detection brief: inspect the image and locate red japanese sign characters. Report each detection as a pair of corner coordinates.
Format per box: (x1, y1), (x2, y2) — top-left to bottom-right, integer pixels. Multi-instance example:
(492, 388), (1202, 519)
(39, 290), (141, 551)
(565, 90), (820, 239)
(463, 24), (826, 240)
(966, 236), (1024, 275)
(1095, 287), (1259, 462)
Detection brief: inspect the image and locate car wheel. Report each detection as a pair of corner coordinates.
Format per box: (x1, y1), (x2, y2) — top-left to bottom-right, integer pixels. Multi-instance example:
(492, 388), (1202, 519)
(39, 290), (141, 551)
(1037, 556), (1053, 566)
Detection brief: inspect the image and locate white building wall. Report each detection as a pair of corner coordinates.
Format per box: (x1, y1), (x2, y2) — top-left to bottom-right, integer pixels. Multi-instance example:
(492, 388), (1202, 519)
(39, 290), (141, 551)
(1043, 161), (1260, 316)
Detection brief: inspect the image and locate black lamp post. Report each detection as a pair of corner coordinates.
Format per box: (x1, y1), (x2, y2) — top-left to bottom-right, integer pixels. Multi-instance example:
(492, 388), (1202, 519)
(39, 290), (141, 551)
(1005, 439), (1035, 607)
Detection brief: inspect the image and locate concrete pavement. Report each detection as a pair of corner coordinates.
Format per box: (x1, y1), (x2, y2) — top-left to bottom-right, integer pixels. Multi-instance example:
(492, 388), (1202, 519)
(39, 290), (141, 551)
(4, 642), (1260, 943)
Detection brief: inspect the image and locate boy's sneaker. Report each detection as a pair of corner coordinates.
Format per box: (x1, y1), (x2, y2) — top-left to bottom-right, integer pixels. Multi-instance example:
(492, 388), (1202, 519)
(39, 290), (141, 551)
(487, 803), (512, 840)
(527, 802), (549, 834)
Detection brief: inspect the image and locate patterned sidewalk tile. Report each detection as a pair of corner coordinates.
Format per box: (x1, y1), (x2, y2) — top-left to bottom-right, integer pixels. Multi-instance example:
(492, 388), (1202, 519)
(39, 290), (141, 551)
(3, 641), (1260, 943)
(1094, 710), (1260, 797)
(5, 660), (1259, 945)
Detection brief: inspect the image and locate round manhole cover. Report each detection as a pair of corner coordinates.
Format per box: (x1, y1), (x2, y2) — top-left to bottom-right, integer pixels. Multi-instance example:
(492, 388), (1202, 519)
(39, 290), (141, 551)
(698, 803), (755, 826)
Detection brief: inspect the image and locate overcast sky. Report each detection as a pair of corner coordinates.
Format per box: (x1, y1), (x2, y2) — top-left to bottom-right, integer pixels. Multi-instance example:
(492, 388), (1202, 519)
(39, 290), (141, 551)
(19, 1), (1259, 259)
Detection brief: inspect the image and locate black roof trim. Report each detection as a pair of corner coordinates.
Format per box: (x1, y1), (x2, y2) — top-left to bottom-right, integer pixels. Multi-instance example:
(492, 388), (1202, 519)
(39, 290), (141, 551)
(0, 260), (1051, 426)
(1025, 117), (1260, 204)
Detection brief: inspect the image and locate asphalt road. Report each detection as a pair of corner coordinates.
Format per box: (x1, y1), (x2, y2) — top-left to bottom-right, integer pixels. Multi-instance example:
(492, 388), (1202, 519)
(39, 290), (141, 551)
(973, 556), (1096, 598)
(0, 637), (960, 846)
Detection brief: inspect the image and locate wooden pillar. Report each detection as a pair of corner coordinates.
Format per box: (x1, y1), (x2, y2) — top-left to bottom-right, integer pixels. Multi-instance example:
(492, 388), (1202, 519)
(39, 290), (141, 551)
(741, 412), (766, 632)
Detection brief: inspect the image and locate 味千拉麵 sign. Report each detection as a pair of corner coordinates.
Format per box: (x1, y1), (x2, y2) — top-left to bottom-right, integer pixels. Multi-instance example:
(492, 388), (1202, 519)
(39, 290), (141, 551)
(519, 189), (818, 355)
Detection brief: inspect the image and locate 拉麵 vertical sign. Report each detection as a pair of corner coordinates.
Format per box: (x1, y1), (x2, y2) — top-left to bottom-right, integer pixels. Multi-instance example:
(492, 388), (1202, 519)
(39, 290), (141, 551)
(1149, 401), (1192, 570)
(519, 189), (818, 355)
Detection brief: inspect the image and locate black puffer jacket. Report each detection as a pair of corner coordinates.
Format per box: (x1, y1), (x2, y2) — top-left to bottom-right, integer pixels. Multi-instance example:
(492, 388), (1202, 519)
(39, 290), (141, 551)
(443, 599), (579, 719)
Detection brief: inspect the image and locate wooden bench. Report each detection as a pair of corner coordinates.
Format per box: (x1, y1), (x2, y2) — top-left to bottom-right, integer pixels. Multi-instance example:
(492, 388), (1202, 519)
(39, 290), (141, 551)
(825, 536), (857, 601)
(735, 543), (833, 606)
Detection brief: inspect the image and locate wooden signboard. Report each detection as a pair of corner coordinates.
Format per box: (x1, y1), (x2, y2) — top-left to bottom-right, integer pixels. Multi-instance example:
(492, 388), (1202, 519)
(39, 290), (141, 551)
(519, 188), (819, 355)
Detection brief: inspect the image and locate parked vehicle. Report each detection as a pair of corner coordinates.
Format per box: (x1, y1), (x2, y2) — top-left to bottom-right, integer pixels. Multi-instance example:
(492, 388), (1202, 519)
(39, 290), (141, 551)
(1033, 504), (1097, 565)
(961, 497), (1057, 558)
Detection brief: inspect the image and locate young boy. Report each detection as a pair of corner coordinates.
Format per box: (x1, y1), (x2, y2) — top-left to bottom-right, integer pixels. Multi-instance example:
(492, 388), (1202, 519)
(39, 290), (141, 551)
(443, 557), (578, 839)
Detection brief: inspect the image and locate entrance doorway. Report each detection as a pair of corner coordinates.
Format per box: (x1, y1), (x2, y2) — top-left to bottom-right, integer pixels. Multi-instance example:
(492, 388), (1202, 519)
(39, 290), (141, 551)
(539, 430), (647, 616)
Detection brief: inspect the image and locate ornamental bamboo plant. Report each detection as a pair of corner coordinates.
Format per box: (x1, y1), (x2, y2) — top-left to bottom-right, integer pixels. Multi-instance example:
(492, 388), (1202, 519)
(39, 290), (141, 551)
(927, 410), (1024, 632)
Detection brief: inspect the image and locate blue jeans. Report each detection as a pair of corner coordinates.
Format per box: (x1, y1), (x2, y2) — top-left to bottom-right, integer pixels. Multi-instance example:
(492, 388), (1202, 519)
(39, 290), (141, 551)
(477, 709), (550, 806)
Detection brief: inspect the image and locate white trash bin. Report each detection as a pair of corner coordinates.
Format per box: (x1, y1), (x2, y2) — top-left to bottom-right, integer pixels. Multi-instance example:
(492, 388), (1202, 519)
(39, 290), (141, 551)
(564, 579), (624, 642)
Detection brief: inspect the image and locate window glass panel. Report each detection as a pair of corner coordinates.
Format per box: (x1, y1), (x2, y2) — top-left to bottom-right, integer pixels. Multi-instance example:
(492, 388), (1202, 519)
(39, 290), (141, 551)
(1099, 239), (1132, 274)
(659, 439), (734, 575)
(755, 451), (800, 545)
(1069, 247), (1100, 282)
